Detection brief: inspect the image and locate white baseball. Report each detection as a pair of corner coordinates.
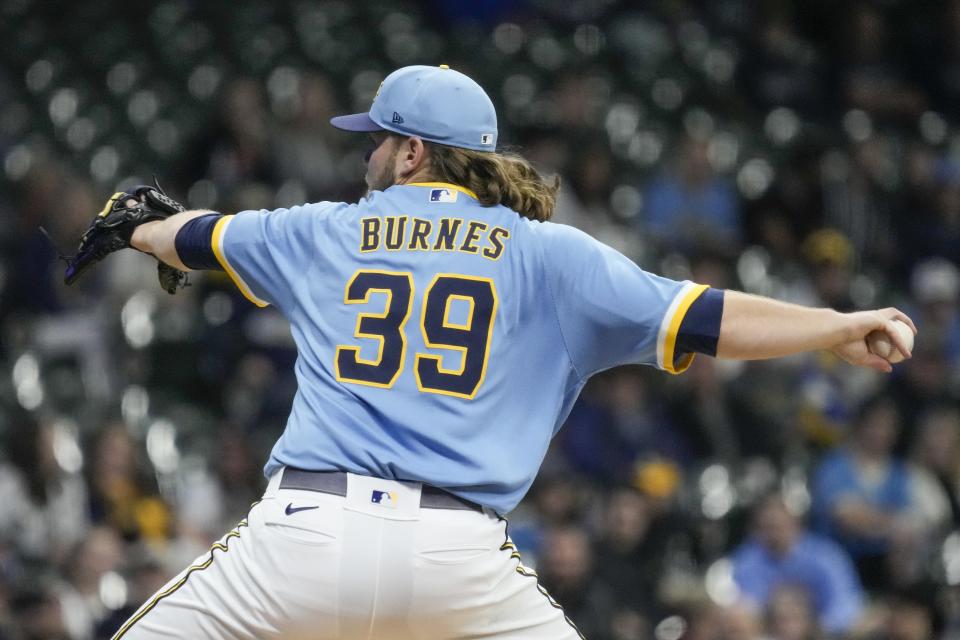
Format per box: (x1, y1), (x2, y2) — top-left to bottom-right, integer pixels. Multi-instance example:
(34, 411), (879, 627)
(866, 319), (914, 364)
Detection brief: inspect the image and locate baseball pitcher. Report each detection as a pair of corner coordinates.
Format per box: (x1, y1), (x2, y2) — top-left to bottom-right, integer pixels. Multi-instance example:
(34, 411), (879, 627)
(65, 65), (915, 639)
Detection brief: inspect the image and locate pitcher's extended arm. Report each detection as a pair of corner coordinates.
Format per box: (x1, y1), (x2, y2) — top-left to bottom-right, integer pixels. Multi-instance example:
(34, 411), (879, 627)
(716, 290), (916, 373)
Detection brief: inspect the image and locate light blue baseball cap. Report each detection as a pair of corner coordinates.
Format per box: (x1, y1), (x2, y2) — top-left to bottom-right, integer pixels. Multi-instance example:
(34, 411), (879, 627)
(330, 64), (498, 152)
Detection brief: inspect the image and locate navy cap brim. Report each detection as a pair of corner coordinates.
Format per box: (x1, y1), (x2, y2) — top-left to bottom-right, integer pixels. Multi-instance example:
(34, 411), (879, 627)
(330, 112), (382, 132)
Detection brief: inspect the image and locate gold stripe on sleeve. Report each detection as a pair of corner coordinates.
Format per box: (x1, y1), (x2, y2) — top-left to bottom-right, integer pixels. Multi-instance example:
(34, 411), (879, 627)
(211, 215), (270, 308)
(662, 284), (710, 375)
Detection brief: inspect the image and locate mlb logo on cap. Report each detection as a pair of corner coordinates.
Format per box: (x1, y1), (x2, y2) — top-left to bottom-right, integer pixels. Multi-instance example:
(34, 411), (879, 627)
(371, 490), (398, 508)
(429, 188), (457, 203)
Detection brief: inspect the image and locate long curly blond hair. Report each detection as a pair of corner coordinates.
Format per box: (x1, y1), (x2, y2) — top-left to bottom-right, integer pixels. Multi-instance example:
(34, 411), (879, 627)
(424, 143), (560, 222)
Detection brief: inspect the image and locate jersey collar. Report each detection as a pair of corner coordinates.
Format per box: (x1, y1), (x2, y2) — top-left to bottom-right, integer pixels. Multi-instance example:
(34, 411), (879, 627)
(406, 182), (478, 200)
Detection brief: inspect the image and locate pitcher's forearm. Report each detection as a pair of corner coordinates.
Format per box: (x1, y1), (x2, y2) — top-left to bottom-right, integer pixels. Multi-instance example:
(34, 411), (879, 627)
(716, 291), (851, 360)
(131, 210), (216, 271)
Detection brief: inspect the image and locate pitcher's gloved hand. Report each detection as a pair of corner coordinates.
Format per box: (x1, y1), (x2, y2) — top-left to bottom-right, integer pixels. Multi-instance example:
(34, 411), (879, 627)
(64, 182), (189, 294)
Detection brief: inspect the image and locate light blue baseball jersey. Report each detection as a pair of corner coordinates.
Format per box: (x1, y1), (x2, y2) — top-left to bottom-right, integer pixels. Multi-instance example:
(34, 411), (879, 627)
(210, 182), (707, 513)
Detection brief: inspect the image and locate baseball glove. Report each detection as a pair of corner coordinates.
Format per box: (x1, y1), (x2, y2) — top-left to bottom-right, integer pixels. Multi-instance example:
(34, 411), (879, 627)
(64, 183), (189, 294)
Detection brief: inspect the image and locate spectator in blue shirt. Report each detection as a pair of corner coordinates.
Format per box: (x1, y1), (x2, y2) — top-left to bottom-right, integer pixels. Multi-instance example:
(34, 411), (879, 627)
(642, 136), (742, 255)
(732, 494), (864, 634)
(811, 396), (915, 589)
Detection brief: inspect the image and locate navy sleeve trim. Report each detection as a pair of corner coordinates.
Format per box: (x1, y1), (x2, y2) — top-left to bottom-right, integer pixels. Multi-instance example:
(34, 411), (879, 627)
(175, 213), (224, 270)
(676, 287), (724, 357)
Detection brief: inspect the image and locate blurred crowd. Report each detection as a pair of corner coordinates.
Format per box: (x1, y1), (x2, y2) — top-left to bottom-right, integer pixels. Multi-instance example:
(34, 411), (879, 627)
(1, 0), (960, 638)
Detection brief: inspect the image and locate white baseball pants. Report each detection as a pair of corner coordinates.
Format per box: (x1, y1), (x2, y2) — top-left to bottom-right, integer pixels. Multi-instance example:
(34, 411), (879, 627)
(111, 470), (584, 639)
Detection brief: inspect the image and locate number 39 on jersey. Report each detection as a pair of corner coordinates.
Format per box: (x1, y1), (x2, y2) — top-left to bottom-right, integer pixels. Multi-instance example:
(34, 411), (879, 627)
(334, 269), (498, 400)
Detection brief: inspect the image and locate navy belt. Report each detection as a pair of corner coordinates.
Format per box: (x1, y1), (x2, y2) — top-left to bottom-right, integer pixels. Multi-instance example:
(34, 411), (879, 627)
(279, 468), (484, 514)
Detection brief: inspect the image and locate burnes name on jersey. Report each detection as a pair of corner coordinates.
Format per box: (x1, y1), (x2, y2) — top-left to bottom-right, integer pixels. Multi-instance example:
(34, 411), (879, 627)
(359, 211), (510, 259)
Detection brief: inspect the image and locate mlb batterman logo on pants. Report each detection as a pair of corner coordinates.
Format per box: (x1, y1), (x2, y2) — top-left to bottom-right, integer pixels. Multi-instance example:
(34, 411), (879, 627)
(76, 64), (915, 639)
(371, 490), (398, 508)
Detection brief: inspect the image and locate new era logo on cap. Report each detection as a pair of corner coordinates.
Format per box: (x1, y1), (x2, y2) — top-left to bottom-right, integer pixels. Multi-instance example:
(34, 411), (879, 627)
(429, 188), (457, 203)
(371, 490), (398, 508)
(392, 111), (404, 124)
(480, 133), (494, 146)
